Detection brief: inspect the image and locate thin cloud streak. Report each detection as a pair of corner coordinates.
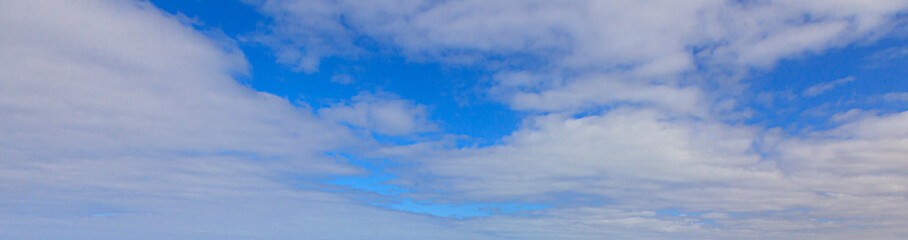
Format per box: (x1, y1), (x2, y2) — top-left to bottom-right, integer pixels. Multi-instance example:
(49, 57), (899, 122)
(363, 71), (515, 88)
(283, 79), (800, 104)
(802, 76), (856, 97)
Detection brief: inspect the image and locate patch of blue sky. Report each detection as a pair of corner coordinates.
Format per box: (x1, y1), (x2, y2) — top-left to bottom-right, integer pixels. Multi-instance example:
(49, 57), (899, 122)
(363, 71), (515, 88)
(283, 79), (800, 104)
(742, 37), (908, 134)
(321, 153), (548, 218)
(250, 54), (523, 147)
(298, 153), (407, 196)
(368, 132), (420, 146)
(148, 0), (908, 141)
(148, 0), (263, 37)
(697, 219), (716, 225)
(375, 199), (548, 219)
(146, 0), (908, 221)
(323, 153), (408, 196)
(382, 199), (491, 218)
(150, 0), (522, 147)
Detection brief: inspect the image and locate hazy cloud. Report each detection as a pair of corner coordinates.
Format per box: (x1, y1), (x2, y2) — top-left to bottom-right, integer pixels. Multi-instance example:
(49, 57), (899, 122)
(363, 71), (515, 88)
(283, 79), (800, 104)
(883, 92), (908, 102)
(319, 91), (437, 136)
(330, 73), (355, 84)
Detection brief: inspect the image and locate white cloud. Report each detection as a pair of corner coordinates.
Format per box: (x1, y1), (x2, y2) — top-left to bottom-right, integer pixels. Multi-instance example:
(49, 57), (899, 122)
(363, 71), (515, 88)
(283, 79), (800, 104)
(390, 109), (788, 209)
(0, 1), (496, 239)
(319, 91), (437, 136)
(0, 0), (353, 161)
(247, 0), (908, 238)
(368, 108), (908, 238)
(251, 0), (908, 114)
(802, 76), (856, 97)
(505, 73), (708, 117)
(771, 112), (908, 226)
(6, 0), (908, 239)
(245, 0), (362, 73)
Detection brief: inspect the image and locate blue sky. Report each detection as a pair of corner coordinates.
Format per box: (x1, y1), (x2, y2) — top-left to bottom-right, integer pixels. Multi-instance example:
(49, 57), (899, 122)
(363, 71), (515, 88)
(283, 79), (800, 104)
(152, 0), (523, 145)
(2, 0), (908, 239)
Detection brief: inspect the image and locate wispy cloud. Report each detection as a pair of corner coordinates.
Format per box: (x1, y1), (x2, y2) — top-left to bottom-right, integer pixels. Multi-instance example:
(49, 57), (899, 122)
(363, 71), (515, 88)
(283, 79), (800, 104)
(802, 76), (856, 97)
(250, 0), (905, 116)
(883, 92), (908, 102)
(244, 0), (908, 237)
(866, 46), (908, 68)
(330, 73), (355, 84)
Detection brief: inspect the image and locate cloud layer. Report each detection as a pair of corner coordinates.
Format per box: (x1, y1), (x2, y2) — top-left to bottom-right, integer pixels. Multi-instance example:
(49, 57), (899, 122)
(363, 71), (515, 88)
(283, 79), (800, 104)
(0, 1), (494, 239)
(3, 0), (908, 239)
(248, 0), (908, 238)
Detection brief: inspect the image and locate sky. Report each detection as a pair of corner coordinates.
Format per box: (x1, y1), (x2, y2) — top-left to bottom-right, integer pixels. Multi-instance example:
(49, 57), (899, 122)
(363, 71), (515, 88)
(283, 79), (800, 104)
(2, 0), (908, 239)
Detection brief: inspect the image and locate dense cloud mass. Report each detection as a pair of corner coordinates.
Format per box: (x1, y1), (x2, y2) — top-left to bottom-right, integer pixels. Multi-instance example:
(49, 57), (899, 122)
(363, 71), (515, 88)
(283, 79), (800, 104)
(2, 0), (908, 239)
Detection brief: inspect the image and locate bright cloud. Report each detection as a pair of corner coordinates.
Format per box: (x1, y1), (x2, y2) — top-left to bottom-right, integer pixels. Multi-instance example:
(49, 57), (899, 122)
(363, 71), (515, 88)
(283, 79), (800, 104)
(319, 91), (437, 136)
